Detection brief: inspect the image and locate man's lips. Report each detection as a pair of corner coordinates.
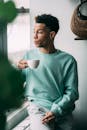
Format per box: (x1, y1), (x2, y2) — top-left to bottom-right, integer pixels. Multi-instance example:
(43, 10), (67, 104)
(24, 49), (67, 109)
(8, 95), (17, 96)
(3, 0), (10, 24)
(34, 40), (40, 44)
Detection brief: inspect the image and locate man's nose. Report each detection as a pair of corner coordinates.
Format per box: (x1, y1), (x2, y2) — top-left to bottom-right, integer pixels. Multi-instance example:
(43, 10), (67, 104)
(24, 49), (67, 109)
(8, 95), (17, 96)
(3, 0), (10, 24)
(34, 32), (38, 39)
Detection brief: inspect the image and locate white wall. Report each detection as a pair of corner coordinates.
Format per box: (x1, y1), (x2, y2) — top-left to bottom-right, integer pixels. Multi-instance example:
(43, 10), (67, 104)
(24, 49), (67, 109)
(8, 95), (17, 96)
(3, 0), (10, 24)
(30, 0), (87, 118)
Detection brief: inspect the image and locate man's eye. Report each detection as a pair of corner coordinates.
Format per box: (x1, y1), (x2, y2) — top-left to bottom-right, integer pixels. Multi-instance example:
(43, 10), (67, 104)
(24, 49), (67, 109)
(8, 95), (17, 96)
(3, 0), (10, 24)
(38, 30), (44, 33)
(33, 30), (44, 34)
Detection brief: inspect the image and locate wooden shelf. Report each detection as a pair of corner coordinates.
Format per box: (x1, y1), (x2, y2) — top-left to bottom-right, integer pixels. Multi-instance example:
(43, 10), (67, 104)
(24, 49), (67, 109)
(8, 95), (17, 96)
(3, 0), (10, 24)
(75, 37), (87, 40)
(17, 7), (29, 13)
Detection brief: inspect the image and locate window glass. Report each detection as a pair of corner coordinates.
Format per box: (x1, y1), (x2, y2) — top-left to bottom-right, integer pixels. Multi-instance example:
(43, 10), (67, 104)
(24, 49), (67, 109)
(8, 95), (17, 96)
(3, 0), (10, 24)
(4, 0), (29, 8)
(7, 0), (30, 63)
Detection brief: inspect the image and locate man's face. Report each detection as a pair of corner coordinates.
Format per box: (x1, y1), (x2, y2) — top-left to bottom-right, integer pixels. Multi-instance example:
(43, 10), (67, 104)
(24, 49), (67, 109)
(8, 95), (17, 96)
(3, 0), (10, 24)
(33, 23), (51, 48)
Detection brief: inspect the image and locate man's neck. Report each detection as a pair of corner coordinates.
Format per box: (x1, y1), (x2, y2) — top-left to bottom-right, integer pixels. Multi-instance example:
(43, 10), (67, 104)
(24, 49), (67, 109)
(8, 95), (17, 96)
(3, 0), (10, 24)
(39, 44), (57, 54)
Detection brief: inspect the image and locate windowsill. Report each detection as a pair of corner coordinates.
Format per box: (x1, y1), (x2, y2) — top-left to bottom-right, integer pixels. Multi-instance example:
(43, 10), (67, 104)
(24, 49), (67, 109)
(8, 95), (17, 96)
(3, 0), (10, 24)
(6, 101), (29, 130)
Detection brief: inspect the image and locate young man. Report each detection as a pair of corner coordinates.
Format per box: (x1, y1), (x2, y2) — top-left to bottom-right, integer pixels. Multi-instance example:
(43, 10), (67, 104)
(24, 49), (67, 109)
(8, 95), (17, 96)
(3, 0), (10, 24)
(18, 14), (79, 130)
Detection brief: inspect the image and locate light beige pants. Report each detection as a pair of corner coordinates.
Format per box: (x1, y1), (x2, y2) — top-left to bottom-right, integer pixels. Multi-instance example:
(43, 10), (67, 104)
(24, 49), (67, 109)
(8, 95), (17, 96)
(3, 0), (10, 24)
(27, 102), (55, 130)
(27, 102), (73, 130)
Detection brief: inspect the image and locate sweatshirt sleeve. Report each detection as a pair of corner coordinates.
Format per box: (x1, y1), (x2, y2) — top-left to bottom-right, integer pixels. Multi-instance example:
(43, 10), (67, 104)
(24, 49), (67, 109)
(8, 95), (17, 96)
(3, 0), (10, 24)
(50, 58), (79, 116)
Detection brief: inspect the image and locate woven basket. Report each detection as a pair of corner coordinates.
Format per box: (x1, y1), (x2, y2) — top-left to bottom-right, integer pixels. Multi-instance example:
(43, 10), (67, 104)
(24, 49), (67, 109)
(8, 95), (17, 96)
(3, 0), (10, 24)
(70, 1), (87, 38)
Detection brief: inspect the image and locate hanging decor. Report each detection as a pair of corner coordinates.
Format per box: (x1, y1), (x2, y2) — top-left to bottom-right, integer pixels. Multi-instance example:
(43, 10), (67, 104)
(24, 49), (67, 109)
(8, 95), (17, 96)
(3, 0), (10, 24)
(70, 0), (87, 38)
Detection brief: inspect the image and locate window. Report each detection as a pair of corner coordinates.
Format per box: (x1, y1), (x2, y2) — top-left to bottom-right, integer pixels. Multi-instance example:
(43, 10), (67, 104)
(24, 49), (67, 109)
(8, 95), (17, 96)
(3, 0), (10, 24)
(6, 0), (30, 63)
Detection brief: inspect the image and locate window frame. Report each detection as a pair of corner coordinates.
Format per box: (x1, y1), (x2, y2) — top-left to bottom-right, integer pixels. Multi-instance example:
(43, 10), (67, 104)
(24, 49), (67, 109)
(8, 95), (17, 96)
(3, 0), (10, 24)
(0, 0), (29, 57)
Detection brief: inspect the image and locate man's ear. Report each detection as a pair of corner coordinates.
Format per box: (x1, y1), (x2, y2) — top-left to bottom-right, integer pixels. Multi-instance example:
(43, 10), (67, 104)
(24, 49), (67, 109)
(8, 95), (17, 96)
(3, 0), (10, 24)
(50, 31), (56, 39)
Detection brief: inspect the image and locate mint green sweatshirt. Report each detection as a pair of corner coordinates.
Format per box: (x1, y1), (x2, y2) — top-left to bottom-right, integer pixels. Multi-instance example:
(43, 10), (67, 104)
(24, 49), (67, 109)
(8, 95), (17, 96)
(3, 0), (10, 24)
(22, 49), (79, 117)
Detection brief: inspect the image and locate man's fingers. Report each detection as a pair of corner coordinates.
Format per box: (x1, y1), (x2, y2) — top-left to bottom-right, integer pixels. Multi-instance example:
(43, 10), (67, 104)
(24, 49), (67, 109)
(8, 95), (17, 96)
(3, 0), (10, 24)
(18, 60), (28, 69)
(42, 116), (55, 124)
(42, 111), (55, 124)
(42, 113), (53, 121)
(42, 119), (49, 124)
(47, 116), (55, 121)
(43, 115), (55, 121)
(19, 60), (27, 65)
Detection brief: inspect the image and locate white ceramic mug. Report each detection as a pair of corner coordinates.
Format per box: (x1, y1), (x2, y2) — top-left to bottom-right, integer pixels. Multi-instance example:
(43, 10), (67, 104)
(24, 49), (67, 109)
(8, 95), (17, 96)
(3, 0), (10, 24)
(27, 60), (40, 69)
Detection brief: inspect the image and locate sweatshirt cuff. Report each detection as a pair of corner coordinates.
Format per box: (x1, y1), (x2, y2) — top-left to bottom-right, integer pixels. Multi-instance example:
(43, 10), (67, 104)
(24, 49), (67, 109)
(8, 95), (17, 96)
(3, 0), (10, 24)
(50, 103), (62, 116)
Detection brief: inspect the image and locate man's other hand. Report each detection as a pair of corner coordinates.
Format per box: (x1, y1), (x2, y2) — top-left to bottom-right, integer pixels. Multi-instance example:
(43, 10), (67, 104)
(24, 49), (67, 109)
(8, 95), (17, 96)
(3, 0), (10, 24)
(42, 111), (55, 124)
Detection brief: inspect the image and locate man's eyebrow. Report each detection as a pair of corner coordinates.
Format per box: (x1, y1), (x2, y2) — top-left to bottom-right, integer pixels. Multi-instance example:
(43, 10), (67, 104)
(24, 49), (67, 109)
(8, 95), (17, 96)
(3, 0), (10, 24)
(33, 29), (45, 31)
